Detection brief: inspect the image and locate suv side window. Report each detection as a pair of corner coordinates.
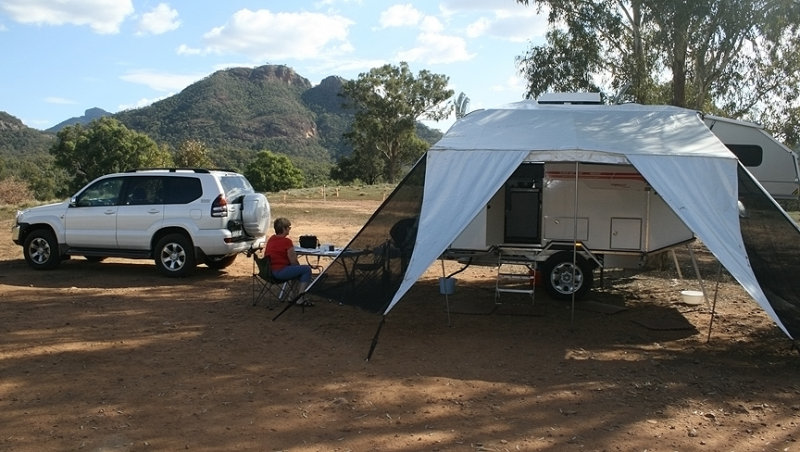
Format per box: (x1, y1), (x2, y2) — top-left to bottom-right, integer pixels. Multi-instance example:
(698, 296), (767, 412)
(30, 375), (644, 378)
(163, 176), (202, 204)
(124, 177), (163, 205)
(75, 177), (124, 207)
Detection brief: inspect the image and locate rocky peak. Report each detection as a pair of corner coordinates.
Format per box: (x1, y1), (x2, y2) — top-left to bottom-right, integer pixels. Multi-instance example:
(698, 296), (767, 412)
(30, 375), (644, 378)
(0, 112), (25, 131)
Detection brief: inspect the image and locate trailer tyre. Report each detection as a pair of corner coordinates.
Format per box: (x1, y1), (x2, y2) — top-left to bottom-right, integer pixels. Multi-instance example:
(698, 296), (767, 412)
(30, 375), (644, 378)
(542, 252), (593, 300)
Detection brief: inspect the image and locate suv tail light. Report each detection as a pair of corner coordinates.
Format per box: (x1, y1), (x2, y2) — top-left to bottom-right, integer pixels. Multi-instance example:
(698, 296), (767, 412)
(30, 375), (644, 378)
(211, 194), (229, 217)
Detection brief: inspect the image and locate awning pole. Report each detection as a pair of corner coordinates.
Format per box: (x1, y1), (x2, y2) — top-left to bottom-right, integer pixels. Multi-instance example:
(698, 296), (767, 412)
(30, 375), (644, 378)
(570, 162), (579, 328)
(441, 259), (452, 327)
(671, 249), (684, 280)
(706, 261), (723, 343)
(271, 293), (303, 321)
(365, 316), (386, 361)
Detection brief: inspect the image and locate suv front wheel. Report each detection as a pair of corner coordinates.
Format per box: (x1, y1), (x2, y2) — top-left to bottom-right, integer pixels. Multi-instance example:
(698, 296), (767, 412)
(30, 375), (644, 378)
(23, 229), (62, 270)
(155, 233), (196, 277)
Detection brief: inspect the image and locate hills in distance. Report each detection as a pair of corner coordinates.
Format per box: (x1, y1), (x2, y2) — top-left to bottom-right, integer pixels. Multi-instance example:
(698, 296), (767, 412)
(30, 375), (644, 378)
(0, 64), (444, 178)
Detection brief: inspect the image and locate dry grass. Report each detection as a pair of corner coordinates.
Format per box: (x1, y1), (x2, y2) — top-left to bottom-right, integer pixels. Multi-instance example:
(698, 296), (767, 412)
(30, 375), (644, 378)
(0, 177), (34, 206)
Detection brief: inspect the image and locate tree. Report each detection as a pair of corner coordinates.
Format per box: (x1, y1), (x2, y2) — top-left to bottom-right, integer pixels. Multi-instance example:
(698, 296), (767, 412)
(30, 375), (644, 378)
(244, 150), (304, 192)
(51, 117), (173, 193)
(515, 0), (800, 118)
(340, 62), (453, 183)
(174, 139), (215, 168)
(455, 92), (471, 119)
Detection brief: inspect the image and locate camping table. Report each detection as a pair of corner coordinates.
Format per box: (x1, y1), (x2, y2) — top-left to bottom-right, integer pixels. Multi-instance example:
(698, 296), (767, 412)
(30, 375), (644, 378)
(295, 246), (371, 286)
(295, 246), (341, 268)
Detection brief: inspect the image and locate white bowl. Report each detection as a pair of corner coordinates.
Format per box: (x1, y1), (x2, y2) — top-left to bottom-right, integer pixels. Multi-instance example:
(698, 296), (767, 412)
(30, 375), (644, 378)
(680, 290), (704, 305)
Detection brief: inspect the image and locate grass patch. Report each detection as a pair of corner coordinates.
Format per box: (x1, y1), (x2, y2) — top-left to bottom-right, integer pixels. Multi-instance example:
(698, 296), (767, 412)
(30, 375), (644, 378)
(267, 183), (396, 203)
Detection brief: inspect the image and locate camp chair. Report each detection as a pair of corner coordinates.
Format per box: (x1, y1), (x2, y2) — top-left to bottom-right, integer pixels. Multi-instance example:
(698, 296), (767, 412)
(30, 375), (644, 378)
(252, 253), (300, 309)
(353, 240), (392, 284)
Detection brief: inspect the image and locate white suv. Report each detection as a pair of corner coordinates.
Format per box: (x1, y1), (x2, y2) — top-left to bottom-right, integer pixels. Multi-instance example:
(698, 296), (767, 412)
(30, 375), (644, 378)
(12, 168), (270, 277)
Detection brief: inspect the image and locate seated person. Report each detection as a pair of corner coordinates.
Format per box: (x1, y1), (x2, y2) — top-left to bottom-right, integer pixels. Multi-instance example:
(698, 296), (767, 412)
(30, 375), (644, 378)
(264, 217), (315, 306)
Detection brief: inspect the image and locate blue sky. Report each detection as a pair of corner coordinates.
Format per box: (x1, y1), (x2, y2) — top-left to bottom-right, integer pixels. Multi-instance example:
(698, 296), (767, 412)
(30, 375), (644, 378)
(0, 0), (548, 132)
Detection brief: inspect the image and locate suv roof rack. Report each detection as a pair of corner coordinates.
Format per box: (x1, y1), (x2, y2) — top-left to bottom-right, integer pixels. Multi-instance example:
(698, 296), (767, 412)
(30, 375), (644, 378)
(126, 168), (238, 174)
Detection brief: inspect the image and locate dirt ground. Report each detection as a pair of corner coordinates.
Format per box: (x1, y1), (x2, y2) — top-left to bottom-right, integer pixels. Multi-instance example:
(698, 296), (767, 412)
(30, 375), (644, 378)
(1, 198), (799, 452)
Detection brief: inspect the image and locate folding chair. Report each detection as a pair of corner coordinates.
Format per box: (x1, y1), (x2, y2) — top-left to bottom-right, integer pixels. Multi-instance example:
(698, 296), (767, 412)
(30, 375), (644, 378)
(353, 240), (392, 283)
(252, 253), (300, 309)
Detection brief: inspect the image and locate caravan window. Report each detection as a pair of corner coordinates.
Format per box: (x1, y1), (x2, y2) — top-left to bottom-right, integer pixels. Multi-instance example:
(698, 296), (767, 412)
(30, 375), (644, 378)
(726, 144), (763, 167)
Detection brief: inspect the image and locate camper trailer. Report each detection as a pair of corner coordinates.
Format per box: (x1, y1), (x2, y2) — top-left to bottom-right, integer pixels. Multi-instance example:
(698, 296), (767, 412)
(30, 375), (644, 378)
(309, 99), (800, 342)
(441, 99), (800, 301)
(704, 115), (800, 200)
(448, 161), (693, 299)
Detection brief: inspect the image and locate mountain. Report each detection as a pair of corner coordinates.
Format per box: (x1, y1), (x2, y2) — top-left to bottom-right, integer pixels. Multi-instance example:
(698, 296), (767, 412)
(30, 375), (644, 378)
(0, 111), (55, 159)
(114, 65), (348, 168)
(1, 64), (444, 182)
(46, 107), (111, 132)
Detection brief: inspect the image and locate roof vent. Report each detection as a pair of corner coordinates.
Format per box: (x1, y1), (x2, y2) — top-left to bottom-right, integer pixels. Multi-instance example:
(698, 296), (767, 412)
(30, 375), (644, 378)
(537, 92), (602, 105)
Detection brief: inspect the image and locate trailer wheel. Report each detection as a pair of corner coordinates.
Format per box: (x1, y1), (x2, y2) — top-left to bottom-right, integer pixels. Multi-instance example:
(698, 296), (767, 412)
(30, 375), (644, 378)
(542, 252), (593, 300)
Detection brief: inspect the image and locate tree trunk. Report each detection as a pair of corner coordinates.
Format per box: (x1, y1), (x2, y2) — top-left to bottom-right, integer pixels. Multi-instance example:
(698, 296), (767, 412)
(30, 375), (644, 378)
(670, 4), (690, 107)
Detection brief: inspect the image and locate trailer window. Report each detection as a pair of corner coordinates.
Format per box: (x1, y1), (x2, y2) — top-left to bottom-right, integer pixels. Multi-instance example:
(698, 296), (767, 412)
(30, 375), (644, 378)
(726, 144), (763, 167)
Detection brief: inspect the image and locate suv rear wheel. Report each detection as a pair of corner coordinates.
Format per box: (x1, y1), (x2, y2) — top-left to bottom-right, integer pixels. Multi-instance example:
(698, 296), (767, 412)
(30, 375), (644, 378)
(155, 233), (196, 277)
(23, 229), (61, 270)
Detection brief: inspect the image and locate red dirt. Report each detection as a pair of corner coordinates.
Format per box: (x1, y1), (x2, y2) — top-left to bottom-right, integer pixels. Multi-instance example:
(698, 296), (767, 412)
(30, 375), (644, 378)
(0, 199), (798, 451)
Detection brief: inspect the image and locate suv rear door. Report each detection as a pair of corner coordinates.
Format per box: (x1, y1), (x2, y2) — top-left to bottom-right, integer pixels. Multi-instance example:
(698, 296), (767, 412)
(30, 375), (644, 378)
(116, 176), (165, 249)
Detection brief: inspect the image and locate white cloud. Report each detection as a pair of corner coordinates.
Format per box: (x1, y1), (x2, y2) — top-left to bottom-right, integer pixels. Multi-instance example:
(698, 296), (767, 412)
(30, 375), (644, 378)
(176, 44), (202, 55)
(419, 16), (444, 34)
(438, 0), (548, 42)
(397, 31), (474, 64)
(137, 3), (180, 36)
(118, 95), (170, 112)
(195, 9), (353, 62)
(479, 13), (548, 42)
(439, 0), (526, 14)
(119, 70), (204, 92)
(490, 74), (527, 94)
(0, 0), (134, 34)
(44, 97), (77, 105)
(379, 4), (422, 28)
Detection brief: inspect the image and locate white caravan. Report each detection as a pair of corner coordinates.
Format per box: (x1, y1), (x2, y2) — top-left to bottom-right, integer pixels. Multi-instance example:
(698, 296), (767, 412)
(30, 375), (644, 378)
(704, 115), (800, 200)
(448, 161), (694, 299)
(443, 97), (800, 301)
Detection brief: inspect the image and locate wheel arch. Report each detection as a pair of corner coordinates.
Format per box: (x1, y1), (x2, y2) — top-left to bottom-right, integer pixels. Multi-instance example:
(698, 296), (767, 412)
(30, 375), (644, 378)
(20, 223), (68, 254)
(151, 226), (196, 257)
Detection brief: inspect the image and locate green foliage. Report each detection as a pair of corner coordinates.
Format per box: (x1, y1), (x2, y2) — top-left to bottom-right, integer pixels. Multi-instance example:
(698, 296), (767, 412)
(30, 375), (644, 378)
(340, 62), (453, 183)
(0, 112), (57, 158)
(517, 28), (605, 97)
(15, 156), (71, 199)
(174, 140), (215, 168)
(515, 0), (800, 123)
(51, 117), (171, 193)
(244, 150), (305, 192)
(0, 112), (58, 199)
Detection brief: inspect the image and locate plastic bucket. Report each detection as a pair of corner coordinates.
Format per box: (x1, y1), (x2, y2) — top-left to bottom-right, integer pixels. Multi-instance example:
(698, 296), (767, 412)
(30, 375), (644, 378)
(680, 290), (704, 305)
(439, 277), (456, 295)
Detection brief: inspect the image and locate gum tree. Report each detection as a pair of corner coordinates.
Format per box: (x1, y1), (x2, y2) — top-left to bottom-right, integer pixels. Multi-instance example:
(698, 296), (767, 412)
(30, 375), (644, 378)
(341, 62), (453, 183)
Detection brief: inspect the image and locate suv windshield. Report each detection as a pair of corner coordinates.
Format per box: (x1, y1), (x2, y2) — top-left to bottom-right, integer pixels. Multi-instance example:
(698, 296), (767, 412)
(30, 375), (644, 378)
(219, 175), (254, 200)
